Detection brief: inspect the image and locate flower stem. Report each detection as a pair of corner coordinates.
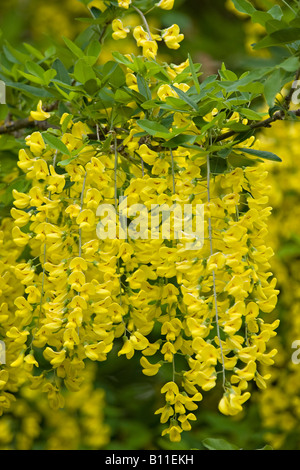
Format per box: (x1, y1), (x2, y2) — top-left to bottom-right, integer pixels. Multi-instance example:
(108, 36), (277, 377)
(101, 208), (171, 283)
(132, 5), (153, 40)
(207, 154), (226, 390)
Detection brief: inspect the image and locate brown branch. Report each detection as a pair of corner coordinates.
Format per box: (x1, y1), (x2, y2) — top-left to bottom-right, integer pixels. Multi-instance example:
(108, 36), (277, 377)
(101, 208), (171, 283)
(215, 69), (300, 143)
(0, 118), (59, 135)
(44, 101), (59, 112)
(0, 101), (59, 135)
(215, 109), (300, 143)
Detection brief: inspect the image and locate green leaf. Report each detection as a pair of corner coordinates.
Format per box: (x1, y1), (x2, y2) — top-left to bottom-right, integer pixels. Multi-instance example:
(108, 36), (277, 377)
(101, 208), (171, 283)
(6, 81), (54, 98)
(43, 69), (57, 86)
(23, 43), (44, 60)
(209, 156), (228, 174)
(217, 148), (232, 159)
(278, 56), (300, 72)
(52, 59), (71, 85)
(102, 61), (126, 88)
(162, 134), (198, 149)
(137, 75), (152, 101)
(188, 53), (201, 94)
(137, 119), (171, 139)
(3, 43), (30, 64)
(52, 82), (72, 100)
(251, 11), (273, 27)
(219, 63), (238, 81)
(25, 61), (45, 79)
(42, 132), (71, 156)
(84, 78), (99, 95)
(231, 0), (256, 16)
(264, 69), (282, 107)
(62, 36), (85, 59)
(0, 104), (8, 121)
(57, 157), (76, 167)
(74, 58), (96, 84)
(18, 71), (45, 86)
(271, 27), (300, 44)
(239, 147), (282, 162)
(111, 51), (134, 68)
(239, 108), (263, 121)
(61, 114), (73, 134)
(171, 85), (198, 111)
(228, 151), (260, 168)
(202, 438), (240, 451)
(268, 5), (283, 21)
(101, 134), (113, 152)
(85, 39), (101, 59)
(254, 28), (300, 49)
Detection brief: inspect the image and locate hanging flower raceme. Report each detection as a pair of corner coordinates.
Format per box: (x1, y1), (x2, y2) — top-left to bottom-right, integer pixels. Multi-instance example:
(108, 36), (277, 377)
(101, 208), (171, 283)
(4, 102), (280, 442)
(0, 0), (281, 446)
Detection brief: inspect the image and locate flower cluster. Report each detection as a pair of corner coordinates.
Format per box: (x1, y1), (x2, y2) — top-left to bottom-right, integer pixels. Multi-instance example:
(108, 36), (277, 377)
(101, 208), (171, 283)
(254, 121), (300, 449)
(0, 99), (278, 442)
(0, 0), (281, 445)
(111, 0), (183, 60)
(0, 363), (109, 450)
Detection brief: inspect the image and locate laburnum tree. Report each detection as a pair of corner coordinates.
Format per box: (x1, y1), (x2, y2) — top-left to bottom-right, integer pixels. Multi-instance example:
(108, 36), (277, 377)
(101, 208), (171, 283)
(0, 0), (300, 447)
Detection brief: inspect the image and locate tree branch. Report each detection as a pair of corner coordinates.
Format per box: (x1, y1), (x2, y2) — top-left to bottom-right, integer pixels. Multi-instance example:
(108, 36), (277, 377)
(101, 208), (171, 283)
(0, 101), (59, 135)
(215, 69), (300, 143)
(215, 109), (300, 143)
(0, 118), (59, 135)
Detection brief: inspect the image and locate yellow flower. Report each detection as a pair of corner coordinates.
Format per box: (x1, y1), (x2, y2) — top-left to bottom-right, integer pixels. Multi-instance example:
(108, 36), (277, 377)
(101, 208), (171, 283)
(118, 337), (135, 359)
(118, 0), (131, 8)
(142, 40), (158, 60)
(157, 84), (177, 101)
(10, 208), (30, 227)
(76, 209), (96, 230)
(43, 347), (66, 366)
(69, 257), (88, 272)
(25, 132), (46, 155)
(88, 0), (107, 11)
(68, 271), (86, 291)
(218, 389), (251, 416)
(138, 144), (159, 165)
(156, 0), (175, 10)
(161, 381), (179, 403)
(30, 100), (51, 121)
(162, 423), (182, 442)
(12, 226), (30, 247)
(66, 204), (81, 218)
(24, 353), (39, 370)
(140, 356), (161, 376)
(12, 189), (31, 209)
(162, 24), (184, 49)
(17, 148), (33, 171)
(6, 326), (29, 344)
(161, 341), (176, 362)
(126, 73), (139, 92)
(112, 19), (130, 40)
(155, 405), (174, 423)
(47, 165), (65, 193)
(133, 26), (149, 47)
(60, 113), (73, 128)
